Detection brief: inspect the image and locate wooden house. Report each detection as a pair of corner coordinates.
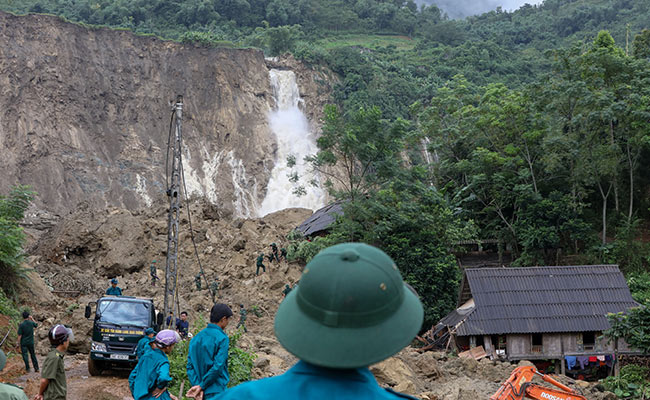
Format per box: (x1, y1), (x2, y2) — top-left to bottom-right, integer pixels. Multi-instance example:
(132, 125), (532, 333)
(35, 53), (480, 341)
(438, 265), (641, 375)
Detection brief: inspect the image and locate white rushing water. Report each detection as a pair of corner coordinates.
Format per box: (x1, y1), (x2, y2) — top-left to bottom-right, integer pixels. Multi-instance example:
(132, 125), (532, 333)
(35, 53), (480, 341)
(258, 69), (325, 216)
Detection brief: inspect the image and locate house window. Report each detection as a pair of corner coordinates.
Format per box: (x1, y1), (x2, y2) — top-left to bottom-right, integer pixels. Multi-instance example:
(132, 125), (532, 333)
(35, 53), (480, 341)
(532, 333), (543, 353)
(491, 335), (507, 351)
(583, 332), (595, 351)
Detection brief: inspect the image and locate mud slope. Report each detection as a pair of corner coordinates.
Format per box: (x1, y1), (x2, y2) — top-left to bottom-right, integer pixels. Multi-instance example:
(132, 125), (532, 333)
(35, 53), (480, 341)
(0, 12), (276, 216)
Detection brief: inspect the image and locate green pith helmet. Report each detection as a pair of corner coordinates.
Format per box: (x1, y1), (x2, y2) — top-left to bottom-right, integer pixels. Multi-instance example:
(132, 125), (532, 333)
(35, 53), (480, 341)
(274, 242), (423, 369)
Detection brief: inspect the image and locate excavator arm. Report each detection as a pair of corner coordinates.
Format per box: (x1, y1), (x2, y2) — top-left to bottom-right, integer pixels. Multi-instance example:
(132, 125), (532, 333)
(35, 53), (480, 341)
(490, 366), (587, 400)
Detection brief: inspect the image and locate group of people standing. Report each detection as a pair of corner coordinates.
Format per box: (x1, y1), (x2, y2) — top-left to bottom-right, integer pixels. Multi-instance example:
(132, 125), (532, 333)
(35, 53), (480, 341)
(127, 242), (425, 400)
(4, 242), (423, 400)
(128, 304), (234, 400)
(256, 242), (287, 276)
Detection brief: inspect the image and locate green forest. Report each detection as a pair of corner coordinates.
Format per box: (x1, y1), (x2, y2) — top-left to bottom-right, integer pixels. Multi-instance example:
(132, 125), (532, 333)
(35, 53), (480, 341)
(1, 0), (649, 346)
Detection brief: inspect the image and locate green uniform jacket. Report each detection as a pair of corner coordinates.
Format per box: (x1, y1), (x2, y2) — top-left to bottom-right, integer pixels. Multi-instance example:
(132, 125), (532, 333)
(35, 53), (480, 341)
(128, 348), (172, 400)
(187, 324), (229, 398)
(0, 383), (28, 400)
(41, 349), (66, 400)
(106, 286), (122, 296)
(136, 336), (153, 359)
(256, 255), (264, 266)
(216, 361), (418, 400)
(17, 320), (37, 345)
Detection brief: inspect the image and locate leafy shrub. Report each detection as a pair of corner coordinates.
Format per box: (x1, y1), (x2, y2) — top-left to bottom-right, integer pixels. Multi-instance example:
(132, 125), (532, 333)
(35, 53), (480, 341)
(0, 287), (21, 348)
(601, 364), (650, 399)
(227, 327), (256, 387)
(0, 185), (35, 297)
(627, 272), (650, 304)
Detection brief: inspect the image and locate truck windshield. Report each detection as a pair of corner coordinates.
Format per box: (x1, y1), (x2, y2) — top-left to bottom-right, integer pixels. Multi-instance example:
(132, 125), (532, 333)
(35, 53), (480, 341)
(97, 300), (150, 327)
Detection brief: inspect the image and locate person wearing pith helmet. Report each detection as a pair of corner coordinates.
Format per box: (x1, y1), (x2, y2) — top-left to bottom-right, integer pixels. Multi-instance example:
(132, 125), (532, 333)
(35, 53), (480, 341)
(105, 278), (122, 296)
(217, 242), (424, 400)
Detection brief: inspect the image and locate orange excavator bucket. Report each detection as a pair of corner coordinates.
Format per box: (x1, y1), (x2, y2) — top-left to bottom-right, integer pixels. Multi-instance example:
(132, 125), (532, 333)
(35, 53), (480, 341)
(490, 366), (587, 400)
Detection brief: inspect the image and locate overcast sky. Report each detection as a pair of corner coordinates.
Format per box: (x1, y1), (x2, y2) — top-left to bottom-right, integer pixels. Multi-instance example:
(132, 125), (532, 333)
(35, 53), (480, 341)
(416, 0), (545, 19)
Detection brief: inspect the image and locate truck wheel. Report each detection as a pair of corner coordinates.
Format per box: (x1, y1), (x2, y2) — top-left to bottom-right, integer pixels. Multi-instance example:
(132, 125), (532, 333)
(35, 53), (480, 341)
(88, 357), (103, 376)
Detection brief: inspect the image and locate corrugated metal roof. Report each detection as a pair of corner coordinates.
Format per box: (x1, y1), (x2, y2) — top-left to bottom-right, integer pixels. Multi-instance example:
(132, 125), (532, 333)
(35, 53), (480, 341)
(296, 202), (344, 236)
(455, 265), (639, 336)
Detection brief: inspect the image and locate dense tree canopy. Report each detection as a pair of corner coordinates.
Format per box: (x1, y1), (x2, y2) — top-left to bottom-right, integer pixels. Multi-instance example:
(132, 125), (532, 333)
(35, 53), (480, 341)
(2, 0), (649, 327)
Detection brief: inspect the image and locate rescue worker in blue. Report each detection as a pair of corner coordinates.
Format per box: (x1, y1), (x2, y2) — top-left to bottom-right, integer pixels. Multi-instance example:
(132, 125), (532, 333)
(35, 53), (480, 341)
(128, 330), (180, 400)
(135, 328), (155, 359)
(185, 304), (232, 400)
(105, 278), (122, 296)
(211, 243), (424, 400)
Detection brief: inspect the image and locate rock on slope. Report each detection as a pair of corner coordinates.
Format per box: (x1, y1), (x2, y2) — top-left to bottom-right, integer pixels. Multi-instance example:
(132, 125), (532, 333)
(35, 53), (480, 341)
(18, 202), (617, 399)
(0, 11), (276, 217)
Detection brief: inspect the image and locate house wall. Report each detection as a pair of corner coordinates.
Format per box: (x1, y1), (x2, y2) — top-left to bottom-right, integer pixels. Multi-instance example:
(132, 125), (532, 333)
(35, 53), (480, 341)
(543, 333), (562, 354)
(507, 334), (531, 357)
(468, 333), (637, 360)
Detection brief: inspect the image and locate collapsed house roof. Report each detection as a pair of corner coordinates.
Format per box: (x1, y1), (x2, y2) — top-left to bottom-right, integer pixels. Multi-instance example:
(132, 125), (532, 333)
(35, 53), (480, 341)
(296, 201), (344, 236)
(449, 265), (638, 336)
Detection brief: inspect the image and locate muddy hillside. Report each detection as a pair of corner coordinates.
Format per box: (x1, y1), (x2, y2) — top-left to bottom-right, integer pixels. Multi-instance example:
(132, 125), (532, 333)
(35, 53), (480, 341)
(0, 12), (331, 218)
(6, 200), (617, 400)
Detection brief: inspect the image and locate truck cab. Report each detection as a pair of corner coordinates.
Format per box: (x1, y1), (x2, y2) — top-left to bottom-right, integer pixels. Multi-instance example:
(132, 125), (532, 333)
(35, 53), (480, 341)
(85, 296), (161, 376)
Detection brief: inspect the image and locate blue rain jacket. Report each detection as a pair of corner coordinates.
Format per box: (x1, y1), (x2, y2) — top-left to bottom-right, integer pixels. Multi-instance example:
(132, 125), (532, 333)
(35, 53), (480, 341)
(187, 323), (229, 398)
(136, 336), (153, 359)
(105, 286), (122, 296)
(128, 347), (173, 400)
(215, 361), (418, 400)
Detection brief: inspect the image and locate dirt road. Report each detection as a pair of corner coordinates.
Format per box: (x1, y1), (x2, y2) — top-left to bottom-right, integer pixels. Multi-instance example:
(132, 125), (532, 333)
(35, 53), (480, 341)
(7, 353), (132, 400)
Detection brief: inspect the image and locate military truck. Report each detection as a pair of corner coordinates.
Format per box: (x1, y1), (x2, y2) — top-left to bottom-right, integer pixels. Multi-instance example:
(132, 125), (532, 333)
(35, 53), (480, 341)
(84, 296), (163, 376)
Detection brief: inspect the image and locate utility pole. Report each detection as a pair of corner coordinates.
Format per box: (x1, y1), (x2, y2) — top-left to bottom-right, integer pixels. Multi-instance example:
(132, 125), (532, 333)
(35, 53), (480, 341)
(164, 95), (183, 329)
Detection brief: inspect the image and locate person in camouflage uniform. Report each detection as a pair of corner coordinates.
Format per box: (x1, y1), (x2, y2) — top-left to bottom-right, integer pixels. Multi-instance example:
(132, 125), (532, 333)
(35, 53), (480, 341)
(256, 254), (266, 275)
(150, 261), (159, 287)
(195, 274), (202, 291)
(270, 243), (280, 263)
(210, 279), (219, 303)
(236, 304), (247, 333)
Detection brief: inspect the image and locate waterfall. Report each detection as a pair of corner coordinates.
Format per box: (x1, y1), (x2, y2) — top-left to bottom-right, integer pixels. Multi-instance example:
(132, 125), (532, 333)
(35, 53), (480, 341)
(258, 69), (325, 216)
(422, 137), (433, 166)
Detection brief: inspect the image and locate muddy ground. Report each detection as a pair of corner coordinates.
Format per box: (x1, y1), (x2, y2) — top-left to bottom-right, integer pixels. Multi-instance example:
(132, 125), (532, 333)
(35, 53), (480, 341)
(0, 200), (619, 400)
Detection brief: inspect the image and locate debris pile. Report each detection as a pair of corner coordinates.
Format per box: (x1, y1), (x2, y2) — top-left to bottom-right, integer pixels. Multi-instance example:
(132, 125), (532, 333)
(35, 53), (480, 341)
(10, 200), (620, 399)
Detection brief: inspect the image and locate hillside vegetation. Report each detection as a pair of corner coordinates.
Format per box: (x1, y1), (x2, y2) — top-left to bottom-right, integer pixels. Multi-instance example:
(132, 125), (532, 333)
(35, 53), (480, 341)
(1, 0), (649, 329)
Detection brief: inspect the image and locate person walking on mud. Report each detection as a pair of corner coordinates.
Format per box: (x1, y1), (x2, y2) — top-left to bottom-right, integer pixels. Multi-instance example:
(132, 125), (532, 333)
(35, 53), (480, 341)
(35, 324), (73, 400)
(17, 311), (39, 373)
(236, 304), (247, 333)
(256, 253), (266, 276)
(150, 261), (159, 287)
(210, 278), (219, 303)
(270, 243), (280, 263)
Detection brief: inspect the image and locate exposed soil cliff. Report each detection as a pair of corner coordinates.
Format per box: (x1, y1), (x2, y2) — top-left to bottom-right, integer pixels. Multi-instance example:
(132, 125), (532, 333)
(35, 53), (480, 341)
(0, 12), (329, 219)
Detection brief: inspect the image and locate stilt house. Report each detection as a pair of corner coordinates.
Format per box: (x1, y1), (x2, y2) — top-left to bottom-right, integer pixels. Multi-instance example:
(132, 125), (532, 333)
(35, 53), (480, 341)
(438, 265), (640, 374)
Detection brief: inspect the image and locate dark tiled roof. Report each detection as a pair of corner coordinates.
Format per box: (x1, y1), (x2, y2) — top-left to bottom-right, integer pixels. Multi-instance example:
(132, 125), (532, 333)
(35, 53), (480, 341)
(455, 265), (639, 336)
(296, 202), (344, 236)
